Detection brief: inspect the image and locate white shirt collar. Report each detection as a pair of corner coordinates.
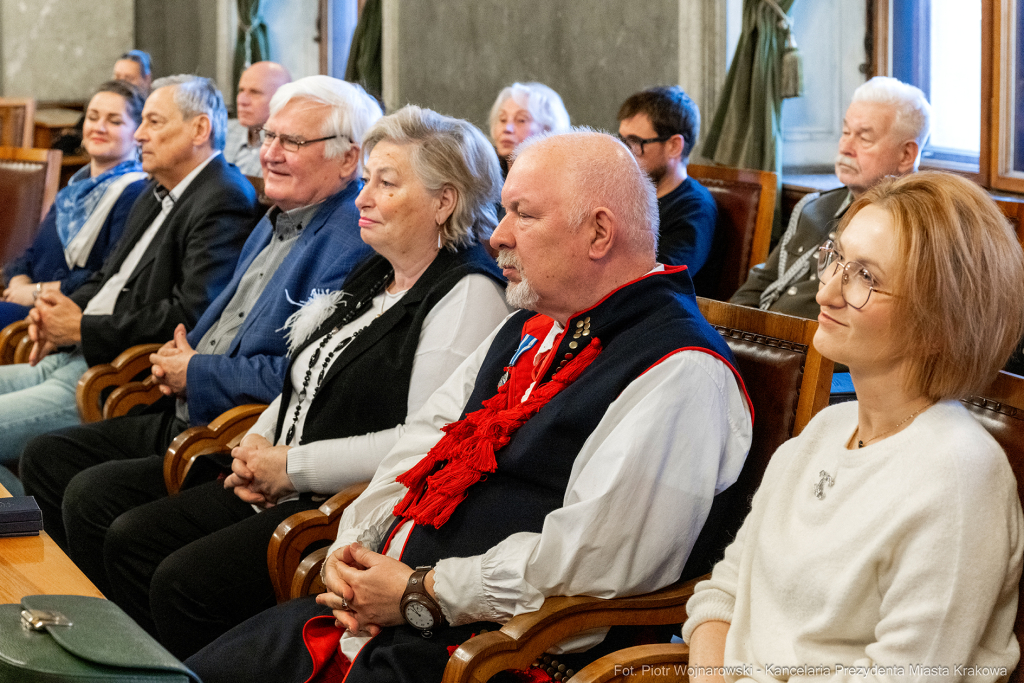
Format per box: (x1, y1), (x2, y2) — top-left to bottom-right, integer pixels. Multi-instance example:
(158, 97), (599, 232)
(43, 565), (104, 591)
(167, 150), (222, 201)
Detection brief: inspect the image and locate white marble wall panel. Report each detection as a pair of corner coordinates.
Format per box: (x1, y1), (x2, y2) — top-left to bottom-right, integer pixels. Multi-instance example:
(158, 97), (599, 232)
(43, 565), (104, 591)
(1, 0), (134, 99)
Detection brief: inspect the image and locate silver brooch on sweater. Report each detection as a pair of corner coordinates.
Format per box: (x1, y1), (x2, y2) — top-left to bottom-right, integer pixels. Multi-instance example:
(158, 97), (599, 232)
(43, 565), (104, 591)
(813, 470), (835, 500)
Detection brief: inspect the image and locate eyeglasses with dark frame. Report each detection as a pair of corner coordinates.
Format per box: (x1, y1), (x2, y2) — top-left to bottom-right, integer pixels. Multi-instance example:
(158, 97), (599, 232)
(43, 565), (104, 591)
(816, 240), (895, 310)
(616, 133), (673, 155)
(257, 128), (351, 153)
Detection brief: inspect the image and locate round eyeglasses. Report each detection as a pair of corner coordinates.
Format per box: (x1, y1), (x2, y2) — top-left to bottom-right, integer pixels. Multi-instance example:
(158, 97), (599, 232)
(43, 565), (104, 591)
(258, 128), (348, 153)
(816, 240), (894, 309)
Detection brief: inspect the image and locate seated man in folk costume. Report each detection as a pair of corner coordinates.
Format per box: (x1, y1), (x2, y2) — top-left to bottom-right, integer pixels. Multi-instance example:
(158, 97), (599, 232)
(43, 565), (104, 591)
(187, 129), (753, 683)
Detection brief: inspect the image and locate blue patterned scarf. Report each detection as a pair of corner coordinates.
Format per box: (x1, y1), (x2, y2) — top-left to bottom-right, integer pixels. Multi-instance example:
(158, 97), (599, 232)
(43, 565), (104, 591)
(54, 159), (144, 249)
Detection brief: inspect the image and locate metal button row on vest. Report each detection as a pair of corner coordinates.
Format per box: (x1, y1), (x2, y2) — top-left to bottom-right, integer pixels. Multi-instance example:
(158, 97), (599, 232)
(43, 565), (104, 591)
(533, 655), (575, 681)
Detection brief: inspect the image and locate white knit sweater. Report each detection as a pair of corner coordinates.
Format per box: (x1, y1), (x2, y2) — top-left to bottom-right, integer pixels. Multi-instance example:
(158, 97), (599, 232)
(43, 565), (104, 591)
(684, 401), (1023, 682)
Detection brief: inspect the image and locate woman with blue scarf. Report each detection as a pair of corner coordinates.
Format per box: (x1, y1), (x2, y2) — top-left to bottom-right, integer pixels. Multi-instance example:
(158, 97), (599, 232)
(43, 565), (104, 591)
(0, 80), (148, 329)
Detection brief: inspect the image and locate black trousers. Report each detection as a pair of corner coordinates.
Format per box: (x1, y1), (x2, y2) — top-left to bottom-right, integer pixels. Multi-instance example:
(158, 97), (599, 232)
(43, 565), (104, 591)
(185, 594), (328, 683)
(19, 410), (185, 554)
(102, 469), (319, 659)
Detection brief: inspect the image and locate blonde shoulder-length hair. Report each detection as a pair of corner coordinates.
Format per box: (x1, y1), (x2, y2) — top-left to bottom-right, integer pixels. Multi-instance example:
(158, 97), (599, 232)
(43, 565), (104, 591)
(837, 171), (1024, 400)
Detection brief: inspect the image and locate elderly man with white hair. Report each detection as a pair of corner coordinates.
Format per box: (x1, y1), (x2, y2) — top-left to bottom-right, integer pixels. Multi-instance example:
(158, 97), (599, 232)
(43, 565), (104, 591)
(731, 76), (931, 319)
(186, 129), (753, 683)
(22, 76), (381, 574)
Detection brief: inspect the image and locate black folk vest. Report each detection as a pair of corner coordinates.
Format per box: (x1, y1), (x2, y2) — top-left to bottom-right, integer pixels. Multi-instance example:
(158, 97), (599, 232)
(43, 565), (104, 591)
(391, 265), (740, 568)
(346, 266), (743, 683)
(273, 242), (503, 445)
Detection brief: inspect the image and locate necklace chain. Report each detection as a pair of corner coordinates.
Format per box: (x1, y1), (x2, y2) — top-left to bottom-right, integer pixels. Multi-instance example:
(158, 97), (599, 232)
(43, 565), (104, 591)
(284, 270), (392, 445)
(814, 402), (935, 501)
(855, 402), (935, 449)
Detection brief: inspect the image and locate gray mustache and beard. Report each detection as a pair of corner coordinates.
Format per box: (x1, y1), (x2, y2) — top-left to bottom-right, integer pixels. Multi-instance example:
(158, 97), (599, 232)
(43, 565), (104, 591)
(497, 249), (539, 311)
(835, 153), (860, 175)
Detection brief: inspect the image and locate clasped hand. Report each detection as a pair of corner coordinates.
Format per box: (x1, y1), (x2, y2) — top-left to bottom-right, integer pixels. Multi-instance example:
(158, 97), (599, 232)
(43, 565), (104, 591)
(223, 433), (295, 508)
(27, 291), (83, 365)
(150, 324), (196, 396)
(316, 542), (418, 637)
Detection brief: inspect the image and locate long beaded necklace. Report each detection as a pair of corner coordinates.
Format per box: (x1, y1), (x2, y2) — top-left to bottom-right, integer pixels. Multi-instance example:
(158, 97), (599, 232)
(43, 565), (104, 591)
(284, 270), (393, 445)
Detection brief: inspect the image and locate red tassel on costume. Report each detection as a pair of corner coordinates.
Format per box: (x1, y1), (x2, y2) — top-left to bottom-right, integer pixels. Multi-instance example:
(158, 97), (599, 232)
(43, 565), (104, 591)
(394, 339), (603, 529)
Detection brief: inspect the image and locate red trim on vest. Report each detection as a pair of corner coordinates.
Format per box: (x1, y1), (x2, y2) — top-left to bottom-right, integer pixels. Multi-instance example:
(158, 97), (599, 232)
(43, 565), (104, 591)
(393, 337), (603, 529)
(640, 347), (755, 422)
(567, 265), (688, 321)
(302, 616), (351, 683)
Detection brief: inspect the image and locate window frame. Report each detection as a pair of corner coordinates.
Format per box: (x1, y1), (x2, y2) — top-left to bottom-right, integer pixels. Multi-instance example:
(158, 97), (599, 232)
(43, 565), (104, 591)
(871, 0), (994, 188)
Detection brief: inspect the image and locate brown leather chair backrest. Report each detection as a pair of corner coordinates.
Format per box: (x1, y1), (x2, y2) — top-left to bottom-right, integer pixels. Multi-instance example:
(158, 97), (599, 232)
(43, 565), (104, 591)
(0, 147), (61, 270)
(688, 165), (777, 302)
(244, 174), (274, 207)
(961, 371), (1024, 682)
(685, 299), (831, 578)
(994, 198), (1024, 250)
(0, 98), (35, 148)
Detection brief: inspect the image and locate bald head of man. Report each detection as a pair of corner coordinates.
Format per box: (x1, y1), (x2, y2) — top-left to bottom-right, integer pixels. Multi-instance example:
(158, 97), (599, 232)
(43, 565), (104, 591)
(236, 61), (292, 130)
(491, 130), (659, 324)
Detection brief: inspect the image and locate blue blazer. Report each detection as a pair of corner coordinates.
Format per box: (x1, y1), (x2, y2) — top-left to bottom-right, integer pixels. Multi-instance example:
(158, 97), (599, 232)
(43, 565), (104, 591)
(183, 181), (373, 426)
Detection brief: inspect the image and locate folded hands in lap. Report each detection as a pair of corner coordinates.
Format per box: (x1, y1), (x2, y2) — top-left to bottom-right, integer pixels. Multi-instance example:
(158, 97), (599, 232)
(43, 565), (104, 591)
(150, 324), (196, 396)
(317, 542), (418, 637)
(28, 291), (83, 364)
(223, 432), (296, 507)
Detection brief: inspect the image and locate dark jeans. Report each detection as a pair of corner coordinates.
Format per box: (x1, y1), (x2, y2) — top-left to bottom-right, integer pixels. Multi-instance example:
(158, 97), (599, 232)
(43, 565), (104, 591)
(19, 410), (185, 553)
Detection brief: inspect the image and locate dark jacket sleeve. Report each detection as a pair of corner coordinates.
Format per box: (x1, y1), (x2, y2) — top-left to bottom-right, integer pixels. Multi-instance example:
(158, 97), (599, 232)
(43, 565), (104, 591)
(729, 243), (780, 307)
(78, 168), (258, 366)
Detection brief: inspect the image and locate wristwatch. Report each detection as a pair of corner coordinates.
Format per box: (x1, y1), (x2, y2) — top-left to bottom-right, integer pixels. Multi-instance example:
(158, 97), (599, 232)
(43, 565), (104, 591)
(400, 566), (446, 637)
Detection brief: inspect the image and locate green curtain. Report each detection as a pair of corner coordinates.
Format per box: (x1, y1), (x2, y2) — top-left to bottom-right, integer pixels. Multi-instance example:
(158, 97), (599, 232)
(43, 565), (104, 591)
(702, 0), (795, 176)
(234, 0), (270, 89)
(346, 0), (383, 101)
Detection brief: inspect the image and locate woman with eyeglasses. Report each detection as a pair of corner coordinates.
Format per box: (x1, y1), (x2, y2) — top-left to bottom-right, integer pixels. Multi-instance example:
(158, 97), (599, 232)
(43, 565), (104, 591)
(683, 171), (1024, 681)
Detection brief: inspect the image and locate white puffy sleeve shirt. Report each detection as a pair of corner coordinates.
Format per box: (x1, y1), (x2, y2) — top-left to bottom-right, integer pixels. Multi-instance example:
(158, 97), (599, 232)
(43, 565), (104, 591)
(329, 315), (752, 656)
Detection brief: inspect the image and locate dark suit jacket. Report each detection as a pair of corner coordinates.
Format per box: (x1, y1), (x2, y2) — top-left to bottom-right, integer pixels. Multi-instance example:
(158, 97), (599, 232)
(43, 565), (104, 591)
(182, 181), (373, 426)
(70, 154), (260, 366)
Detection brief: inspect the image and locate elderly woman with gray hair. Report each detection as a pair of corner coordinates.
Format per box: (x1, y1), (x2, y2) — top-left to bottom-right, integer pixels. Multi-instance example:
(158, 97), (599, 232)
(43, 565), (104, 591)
(95, 105), (512, 659)
(489, 81), (571, 175)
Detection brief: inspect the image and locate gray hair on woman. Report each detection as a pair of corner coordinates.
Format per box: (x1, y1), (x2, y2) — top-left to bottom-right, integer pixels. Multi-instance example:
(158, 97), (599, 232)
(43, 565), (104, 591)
(362, 105), (503, 250)
(269, 75), (383, 167)
(151, 74), (228, 151)
(488, 82), (571, 141)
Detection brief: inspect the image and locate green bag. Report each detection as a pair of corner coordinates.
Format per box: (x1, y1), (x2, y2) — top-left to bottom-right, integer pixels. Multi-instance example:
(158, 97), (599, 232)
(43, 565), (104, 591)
(0, 595), (200, 682)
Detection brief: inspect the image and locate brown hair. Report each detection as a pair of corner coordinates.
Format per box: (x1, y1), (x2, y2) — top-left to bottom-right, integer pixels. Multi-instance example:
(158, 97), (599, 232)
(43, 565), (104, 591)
(837, 171), (1024, 399)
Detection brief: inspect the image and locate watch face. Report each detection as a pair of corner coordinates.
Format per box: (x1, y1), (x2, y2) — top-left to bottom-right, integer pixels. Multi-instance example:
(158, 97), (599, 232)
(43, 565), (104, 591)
(404, 601), (435, 630)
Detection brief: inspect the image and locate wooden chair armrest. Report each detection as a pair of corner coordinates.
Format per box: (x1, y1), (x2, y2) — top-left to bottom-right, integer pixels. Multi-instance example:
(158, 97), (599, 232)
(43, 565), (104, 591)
(75, 343), (162, 423)
(443, 576), (703, 683)
(13, 332), (33, 364)
(103, 375), (165, 419)
(0, 320), (29, 365)
(162, 403), (268, 495)
(267, 480), (371, 603)
(292, 546), (330, 599)
(567, 643), (690, 683)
